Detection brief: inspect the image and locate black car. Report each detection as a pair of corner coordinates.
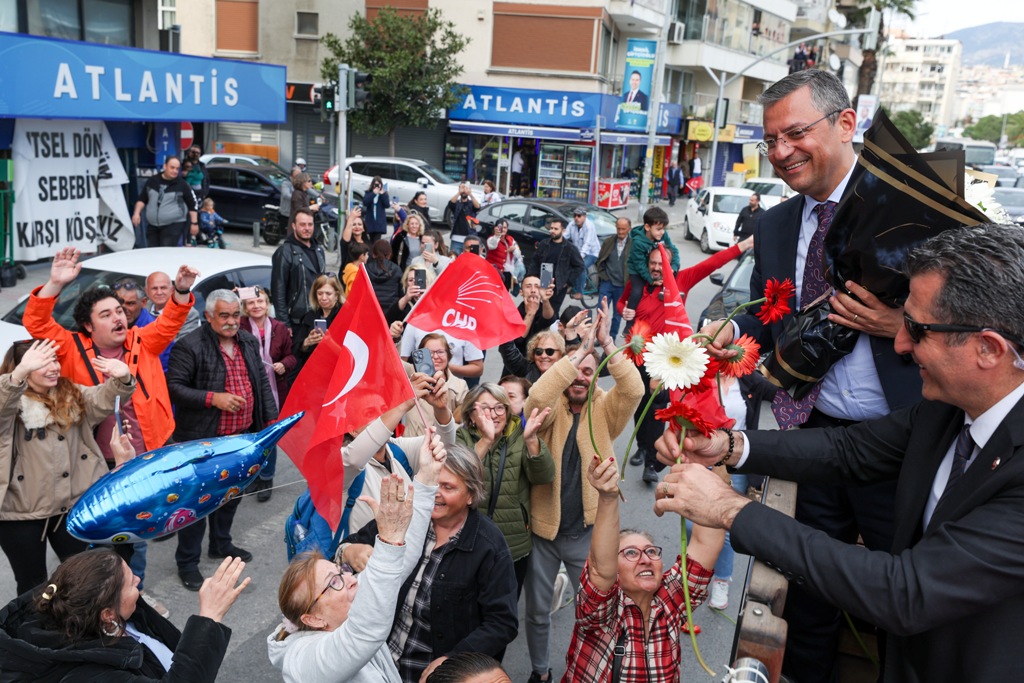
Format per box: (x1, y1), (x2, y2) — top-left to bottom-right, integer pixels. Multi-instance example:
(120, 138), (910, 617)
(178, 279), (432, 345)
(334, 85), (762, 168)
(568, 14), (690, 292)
(698, 249), (755, 329)
(206, 164), (291, 229)
(474, 199), (621, 265)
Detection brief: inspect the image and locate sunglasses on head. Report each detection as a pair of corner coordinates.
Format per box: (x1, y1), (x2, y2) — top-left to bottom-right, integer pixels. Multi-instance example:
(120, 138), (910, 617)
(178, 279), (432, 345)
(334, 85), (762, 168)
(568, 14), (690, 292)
(113, 279), (140, 292)
(533, 347), (559, 357)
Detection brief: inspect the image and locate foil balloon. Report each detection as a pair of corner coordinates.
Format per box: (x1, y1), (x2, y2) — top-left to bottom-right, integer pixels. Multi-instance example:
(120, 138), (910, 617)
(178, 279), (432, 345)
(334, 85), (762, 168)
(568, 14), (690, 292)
(67, 412), (304, 544)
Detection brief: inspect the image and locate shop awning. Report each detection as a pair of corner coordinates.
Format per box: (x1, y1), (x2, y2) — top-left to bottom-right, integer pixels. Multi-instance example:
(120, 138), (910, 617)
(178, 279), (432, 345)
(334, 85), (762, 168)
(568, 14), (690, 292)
(449, 121), (583, 141)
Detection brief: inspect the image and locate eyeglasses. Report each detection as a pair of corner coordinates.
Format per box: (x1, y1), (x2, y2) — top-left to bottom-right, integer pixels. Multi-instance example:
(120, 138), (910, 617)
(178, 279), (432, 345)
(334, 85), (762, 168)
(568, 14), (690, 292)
(756, 110), (842, 156)
(902, 313), (1024, 348)
(474, 403), (507, 416)
(619, 545), (663, 562)
(309, 568), (353, 611)
(533, 347), (559, 357)
(428, 349), (448, 358)
(113, 279), (140, 292)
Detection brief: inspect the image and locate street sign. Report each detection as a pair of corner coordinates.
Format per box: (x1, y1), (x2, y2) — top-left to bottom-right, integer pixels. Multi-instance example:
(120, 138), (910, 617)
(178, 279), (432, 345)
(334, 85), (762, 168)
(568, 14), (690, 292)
(181, 122), (194, 150)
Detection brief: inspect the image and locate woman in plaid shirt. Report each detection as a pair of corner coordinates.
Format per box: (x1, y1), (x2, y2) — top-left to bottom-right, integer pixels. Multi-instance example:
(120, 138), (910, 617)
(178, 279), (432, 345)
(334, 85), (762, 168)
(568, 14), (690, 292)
(562, 456), (725, 682)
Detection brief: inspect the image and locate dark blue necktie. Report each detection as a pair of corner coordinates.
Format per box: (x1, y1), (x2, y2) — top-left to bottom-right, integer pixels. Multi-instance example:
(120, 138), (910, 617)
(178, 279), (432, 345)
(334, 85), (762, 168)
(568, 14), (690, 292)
(941, 424), (974, 498)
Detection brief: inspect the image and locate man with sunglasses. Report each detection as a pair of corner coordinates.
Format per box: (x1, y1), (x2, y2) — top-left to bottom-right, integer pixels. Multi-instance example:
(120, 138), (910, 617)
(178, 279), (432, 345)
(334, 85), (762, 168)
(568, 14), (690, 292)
(696, 69), (922, 682)
(658, 223), (1024, 682)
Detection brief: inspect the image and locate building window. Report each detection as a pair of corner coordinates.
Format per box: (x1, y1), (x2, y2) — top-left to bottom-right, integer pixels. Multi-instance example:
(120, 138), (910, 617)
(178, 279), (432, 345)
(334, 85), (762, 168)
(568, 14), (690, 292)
(0, 0), (16, 32)
(216, 0), (258, 53)
(159, 0), (176, 30)
(296, 11), (318, 37)
(27, 0), (81, 40)
(492, 3), (603, 74)
(83, 0), (133, 46)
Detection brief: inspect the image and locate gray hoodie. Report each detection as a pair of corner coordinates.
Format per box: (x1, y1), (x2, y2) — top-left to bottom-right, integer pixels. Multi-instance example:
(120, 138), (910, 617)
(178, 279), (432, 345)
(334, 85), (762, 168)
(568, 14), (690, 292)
(266, 479), (436, 683)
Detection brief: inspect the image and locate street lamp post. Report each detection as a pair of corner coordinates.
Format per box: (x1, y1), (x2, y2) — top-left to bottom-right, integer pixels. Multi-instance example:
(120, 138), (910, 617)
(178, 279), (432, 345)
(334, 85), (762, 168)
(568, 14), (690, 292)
(704, 29), (873, 187)
(636, 0), (673, 222)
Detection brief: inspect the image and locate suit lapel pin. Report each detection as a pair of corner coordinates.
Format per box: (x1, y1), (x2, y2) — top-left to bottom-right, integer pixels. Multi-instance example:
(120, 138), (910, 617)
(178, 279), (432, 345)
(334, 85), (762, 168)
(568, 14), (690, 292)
(991, 457), (1001, 470)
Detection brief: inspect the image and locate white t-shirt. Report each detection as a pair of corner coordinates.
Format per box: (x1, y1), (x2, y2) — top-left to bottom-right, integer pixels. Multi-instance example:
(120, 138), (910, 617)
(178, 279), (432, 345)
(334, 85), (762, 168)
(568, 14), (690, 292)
(399, 323), (484, 367)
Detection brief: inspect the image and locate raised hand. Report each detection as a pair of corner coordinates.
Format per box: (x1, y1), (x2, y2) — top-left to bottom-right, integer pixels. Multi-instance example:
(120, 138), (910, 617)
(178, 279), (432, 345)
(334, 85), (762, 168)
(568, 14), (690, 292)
(595, 297), (613, 347)
(91, 356), (131, 381)
(473, 404), (497, 442)
(47, 247), (82, 290)
(522, 406), (551, 442)
(423, 372), (449, 411)
(197, 557), (251, 623)
(174, 265), (200, 293)
(109, 425), (136, 466)
(12, 340), (59, 383)
(587, 454), (620, 499)
(415, 426), (447, 486)
(360, 474), (414, 545)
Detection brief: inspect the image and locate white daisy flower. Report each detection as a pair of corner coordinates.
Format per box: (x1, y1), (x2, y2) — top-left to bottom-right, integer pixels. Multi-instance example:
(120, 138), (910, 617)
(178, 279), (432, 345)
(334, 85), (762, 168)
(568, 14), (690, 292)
(642, 333), (709, 391)
(966, 174), (1011, 224)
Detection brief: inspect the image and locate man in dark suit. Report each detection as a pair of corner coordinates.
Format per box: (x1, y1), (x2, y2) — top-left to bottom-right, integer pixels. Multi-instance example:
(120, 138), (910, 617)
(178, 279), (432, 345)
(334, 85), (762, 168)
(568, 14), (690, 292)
(621, 70), (649, 111)
(697, 69), (922, 682)
(657, 223), (1024, 682)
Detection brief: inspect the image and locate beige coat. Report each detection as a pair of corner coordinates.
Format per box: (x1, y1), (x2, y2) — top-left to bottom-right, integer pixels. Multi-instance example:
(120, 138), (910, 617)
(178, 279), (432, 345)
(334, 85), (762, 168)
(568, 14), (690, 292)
(525, 355), (643, 540)
(0, 373), (136, 520)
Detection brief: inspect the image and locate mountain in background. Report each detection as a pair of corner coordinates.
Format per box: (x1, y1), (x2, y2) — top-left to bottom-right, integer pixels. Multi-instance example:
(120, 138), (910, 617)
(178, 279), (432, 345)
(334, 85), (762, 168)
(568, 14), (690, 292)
(945, 23), (1024, 67)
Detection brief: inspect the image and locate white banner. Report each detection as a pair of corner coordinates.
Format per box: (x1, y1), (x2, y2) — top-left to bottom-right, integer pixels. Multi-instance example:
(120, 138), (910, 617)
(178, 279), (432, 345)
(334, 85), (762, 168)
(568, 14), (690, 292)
(12, 119), (134, 261)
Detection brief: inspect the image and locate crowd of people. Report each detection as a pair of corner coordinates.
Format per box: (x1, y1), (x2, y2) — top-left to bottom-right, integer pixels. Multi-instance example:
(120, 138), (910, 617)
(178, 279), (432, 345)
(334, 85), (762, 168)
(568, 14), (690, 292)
(0, 67), (1021, 683)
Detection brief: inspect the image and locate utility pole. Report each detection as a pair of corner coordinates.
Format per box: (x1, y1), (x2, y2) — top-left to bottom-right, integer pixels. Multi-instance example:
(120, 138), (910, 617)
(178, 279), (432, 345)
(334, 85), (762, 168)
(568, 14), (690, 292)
(336, 63), (349, 261)
(637, 0), (672, 222)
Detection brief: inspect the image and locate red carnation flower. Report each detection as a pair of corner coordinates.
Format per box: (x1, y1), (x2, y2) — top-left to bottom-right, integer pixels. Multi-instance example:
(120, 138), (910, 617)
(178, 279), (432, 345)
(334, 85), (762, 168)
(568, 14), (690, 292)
(720, 335), (761, 378)
(756, 278), (795, 324)
(623, 319), (654, 367)
(689, 357), (721, 394)
(655, 390), (735, 438)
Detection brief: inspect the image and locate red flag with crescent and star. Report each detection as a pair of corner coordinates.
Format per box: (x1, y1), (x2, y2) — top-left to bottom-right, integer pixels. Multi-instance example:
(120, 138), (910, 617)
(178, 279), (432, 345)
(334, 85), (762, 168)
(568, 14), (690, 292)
(405, 252), (526, 349)
(278, 265), (414, 530)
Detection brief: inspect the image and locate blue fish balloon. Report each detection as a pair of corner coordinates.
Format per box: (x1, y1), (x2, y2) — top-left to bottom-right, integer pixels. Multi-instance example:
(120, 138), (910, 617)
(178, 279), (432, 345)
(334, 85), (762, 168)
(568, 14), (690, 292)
(67, 413), (304, 544)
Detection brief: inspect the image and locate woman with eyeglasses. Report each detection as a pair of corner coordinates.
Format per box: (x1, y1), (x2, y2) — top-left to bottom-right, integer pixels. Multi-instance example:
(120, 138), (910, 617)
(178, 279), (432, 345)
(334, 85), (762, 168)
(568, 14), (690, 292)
(455, 384), (553, 597)
(268, 432), (448, 683)
(0, 549), (249, 681)
(563, 455), (724, 682)
(0, 339), (137, 596)
(500, 330), (566, 383)
(241, 286), (296, 502)
(293, 274), (344, 372)
(402, 333), (468, 438)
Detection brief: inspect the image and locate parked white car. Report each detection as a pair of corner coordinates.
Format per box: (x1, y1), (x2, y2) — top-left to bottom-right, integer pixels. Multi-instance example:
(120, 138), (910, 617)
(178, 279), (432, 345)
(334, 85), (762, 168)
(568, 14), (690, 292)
(324, 156), (483, 224)
(684, 186), (754, 253)
(0, 248), (272, 357)
(742, 177), (796, 209)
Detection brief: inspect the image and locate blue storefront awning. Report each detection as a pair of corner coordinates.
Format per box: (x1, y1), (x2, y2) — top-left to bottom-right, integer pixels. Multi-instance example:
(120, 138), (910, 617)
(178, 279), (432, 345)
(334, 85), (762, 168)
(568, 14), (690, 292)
(0, 31), (286, 123)
(449, 120), (584, 142)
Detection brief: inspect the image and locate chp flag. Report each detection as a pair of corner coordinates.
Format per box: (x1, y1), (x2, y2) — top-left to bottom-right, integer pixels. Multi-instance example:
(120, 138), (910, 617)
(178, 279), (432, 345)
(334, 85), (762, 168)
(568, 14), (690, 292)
(405, 253), (526, 350)
(278, 265), (414, 531)
(12, 119), (134, 260)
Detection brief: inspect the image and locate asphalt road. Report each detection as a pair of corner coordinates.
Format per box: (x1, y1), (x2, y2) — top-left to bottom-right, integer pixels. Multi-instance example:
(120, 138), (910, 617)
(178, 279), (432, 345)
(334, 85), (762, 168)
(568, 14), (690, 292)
(0, 196), (754, 682)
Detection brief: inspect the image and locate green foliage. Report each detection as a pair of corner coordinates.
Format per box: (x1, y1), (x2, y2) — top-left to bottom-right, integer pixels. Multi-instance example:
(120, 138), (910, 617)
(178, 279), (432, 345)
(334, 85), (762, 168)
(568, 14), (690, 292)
(320, 7), (470, 144)
(963, 112), (1024, 146)
(889, 109), (934, 150)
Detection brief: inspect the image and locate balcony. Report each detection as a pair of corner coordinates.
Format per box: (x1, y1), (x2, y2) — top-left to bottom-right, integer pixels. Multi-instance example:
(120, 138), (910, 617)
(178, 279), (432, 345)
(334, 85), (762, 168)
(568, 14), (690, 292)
(682, 92), (764, 126)
(606, 0), (664, 32)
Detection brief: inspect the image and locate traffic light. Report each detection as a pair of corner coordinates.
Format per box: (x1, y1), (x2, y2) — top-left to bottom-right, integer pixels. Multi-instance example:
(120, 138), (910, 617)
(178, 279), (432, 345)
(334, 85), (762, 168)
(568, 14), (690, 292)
(322, 85), (336, 118)
(347, 70), (373, 110)
(312, 85), (323, 115)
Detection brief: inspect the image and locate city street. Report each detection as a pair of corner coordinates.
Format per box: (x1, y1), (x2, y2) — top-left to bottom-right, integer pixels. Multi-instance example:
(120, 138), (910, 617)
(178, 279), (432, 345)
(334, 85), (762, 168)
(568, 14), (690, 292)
(0, 199), (755, 682)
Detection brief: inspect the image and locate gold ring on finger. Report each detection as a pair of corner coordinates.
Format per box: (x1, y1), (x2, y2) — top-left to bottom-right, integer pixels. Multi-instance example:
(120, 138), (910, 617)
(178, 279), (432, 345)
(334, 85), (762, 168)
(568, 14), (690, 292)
(852, 314), (859, 323)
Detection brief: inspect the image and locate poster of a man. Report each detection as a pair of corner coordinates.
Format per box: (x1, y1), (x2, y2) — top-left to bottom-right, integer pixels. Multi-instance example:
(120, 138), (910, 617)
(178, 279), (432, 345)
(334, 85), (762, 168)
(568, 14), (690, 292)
(621, 70), (649, 111)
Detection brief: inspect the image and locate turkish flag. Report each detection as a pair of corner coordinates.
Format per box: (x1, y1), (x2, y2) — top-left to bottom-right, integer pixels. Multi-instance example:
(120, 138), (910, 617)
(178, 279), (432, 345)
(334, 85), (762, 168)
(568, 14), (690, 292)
(405, 253), (526, 350)
(278, 265), (414, 530)
(657, 243), (693, 336)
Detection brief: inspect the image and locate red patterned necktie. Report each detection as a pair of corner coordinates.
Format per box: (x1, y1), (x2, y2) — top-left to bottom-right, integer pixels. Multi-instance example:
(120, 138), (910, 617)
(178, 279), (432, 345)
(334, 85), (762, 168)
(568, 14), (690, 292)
(770, 200), (838, 429)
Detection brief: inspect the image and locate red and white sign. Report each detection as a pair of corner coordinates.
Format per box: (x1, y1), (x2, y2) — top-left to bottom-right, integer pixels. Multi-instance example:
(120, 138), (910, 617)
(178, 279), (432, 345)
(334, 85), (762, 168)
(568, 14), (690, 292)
(180, 122), (194, 150)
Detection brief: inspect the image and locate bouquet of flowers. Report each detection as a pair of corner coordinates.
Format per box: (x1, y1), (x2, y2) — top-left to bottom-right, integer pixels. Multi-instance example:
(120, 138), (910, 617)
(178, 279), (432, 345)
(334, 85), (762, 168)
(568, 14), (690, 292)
(586, 243), (792, 674)
(761, 109), (1002, 395)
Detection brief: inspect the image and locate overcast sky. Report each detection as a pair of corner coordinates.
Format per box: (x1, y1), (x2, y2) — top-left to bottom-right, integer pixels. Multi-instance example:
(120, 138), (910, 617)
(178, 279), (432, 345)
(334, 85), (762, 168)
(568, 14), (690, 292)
(892, 0), (1024, 38)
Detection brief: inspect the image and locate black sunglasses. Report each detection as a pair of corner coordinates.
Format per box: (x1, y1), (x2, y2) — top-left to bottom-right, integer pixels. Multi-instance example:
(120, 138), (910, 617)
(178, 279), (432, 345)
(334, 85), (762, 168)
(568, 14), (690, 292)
(113, 279), (141, 292)
(902, 313), (1024, 347)
(533, 347), (559, 357)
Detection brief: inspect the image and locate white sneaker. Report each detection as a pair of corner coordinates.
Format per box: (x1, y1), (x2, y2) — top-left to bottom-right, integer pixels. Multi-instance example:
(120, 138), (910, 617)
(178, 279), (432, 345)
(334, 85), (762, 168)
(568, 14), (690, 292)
(140, 590), (170, 619)
(549, 572), (570, 614)
(708, 578), (730, 610)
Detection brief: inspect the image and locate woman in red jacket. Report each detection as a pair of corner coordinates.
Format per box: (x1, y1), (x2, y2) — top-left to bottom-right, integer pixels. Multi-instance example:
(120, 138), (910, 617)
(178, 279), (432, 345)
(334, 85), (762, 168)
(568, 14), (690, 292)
(241, 286), (296, 502)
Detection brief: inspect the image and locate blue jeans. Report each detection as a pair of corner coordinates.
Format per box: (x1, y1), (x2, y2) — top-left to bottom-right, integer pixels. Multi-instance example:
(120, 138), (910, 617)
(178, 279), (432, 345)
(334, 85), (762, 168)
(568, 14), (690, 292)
(598, 281), (624, 337)
(129, 541), (148, 589)
(575, 254), (597, 296)
(259, 446), (277, 481)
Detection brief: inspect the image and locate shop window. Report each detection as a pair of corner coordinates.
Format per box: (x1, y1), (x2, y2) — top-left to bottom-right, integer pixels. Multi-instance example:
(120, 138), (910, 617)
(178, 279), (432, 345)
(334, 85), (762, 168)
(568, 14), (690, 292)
(492, 4), (601, 73)
(27, 0), (81, 40)
(1, 0), (16, 32)
(83, 0), (133, 46)
(217, 0), (258, 54)
(296, 11), (318, 38)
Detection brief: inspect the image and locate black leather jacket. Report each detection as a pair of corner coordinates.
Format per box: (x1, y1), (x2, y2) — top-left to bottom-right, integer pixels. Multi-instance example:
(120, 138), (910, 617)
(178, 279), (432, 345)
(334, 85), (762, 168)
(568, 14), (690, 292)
(271, 235), (326, 326)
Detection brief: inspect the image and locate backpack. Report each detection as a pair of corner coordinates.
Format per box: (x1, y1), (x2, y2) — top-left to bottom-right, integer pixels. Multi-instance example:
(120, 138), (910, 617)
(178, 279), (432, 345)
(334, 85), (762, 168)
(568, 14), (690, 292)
(285, 443), (413, 560)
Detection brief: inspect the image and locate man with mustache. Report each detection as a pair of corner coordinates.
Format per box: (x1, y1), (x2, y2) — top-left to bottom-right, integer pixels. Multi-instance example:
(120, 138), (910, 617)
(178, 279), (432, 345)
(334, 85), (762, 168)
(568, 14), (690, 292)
(166, 289), (277, 591)
(521, 302), (643, 683)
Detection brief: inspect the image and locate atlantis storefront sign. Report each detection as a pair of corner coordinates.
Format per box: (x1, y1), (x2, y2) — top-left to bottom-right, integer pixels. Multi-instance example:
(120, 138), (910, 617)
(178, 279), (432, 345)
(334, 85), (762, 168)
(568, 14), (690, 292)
(450, 85), (681, 135)
(0, 32), (286, 123)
